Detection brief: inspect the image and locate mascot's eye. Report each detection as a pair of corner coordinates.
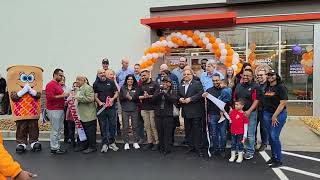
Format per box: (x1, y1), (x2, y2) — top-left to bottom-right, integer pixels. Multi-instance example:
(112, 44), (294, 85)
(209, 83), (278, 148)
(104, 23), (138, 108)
(27, 74), (35, 82)
(20, 74), (28, 83)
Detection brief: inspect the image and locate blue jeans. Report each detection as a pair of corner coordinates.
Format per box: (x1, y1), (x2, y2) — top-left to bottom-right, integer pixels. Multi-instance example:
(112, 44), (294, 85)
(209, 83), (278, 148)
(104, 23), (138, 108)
(256, 109), (269, 145)
(97, 105), (117, 145)
(245, 111), (257, 155)
(264, 110), (287, 161)
(231, 134), (244, 152)
(209, 114), (227, 152)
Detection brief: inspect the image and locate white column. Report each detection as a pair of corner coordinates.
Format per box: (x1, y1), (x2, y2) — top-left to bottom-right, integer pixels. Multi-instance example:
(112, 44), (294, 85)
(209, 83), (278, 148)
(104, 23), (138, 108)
(313, 24), (320, 116)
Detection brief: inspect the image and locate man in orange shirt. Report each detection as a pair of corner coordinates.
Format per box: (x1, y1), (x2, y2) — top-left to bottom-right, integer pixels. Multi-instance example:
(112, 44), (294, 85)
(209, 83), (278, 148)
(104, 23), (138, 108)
(0, 133), (34, 180)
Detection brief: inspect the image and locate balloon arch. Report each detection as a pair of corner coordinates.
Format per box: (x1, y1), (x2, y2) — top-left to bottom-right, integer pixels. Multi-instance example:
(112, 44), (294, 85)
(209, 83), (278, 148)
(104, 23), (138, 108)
(139, 30), (243, 74)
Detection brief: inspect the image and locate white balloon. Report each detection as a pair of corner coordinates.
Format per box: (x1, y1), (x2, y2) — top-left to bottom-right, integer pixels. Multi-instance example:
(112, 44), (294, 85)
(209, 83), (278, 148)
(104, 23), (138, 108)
(304, 61), (313, 67)
(219, 43), (225, 49)
(142, 56), (147, 61)
(152, 53), (159, 59)
(206, 43), (212, 50)
(220, 56), (226, 62)
(138, 59), (143, 64)
(146, 53), (153, 59)
(168, 41), (174, 48)
(215, 38), (222, 44)
(192, 42), (197, 47)
(171, 32), (176, 37)
(221, 49), (227, 56)
(203, 37), (209, 44)
(194, 30), (200, 35)
(160, 40), (167, 47)
(233, 52), (239, 59)
(173, 44), (179, 48)
(166, 36), (171, 41)
(232, 57), (240, 65)
(151, 43), (157, 48)
(231, 65), (238, 71)
(187, 38), (193, 44)
(306, 45), (313, 52)
(182, 34), (188, 41)
(176, 32), (182, 38)
(199, 32), (205, 39)
(155, 41), (161, 46)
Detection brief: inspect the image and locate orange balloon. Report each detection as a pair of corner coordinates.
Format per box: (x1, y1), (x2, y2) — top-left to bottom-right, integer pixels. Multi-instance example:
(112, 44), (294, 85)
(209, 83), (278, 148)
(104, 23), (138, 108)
(304, 66), (313, 75)
(159, 47), (166, 53)
(225, 62), (232, 67)
(225, 44), (232, 50)
(192, 34), (200, 42)
(226, 56), (233, 63)
(186, 30), (193, 37)
(165, 47), (171, 52)
(205, 33), (212, 38)
(236, 68), (241, 74)
(181, 30), (187, 34)
(209, 37), (216, 44)
(249, 53), (256, 61)
(237, 63), (243, 69)
(227, 49), (234, 56)
(196, 39), (204, 47)
(215, 49), (221, 58)
(151, 58), (157, 63)
(177, 39), (184, 46)
(183, 41), (188, 47)
(145, 60), (153, 66)
(212, 43), (219, 50)
(159, 36), (166, 41)
(171, 37), (179, 43)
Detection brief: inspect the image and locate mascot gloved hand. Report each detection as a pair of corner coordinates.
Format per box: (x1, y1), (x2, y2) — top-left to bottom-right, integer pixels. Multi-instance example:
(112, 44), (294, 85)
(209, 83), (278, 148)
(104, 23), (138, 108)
(7, 65), (43, 154)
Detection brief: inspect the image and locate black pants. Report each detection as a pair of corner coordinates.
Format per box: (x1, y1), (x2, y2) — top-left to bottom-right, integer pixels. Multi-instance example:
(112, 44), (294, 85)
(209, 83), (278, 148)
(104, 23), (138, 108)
(65, 120), (75, 143)
(156, 116), (174, 152)
(185, 117), (203, 151)
(184, 118), (192, 145)
(79, 120), (97, 149)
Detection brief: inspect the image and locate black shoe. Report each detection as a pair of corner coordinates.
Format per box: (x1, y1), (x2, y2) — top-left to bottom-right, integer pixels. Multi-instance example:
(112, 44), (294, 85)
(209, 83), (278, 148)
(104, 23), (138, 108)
(143, 143), (153, 150)
(51, 149), (67, 155)
(269, 161), (282, 168)
(163, 151), (171, 156)
(16, 145), (26, 154)
(266, 157), (276, 165)
(151, 144), (159, 151)
(198, 151), (205, 157)
(82, 148), (97, 154)
(185, 147), (196, 153)
(74, 146), (87, 152)
(258, 144), (267, 152)
(31, 143), (42, 152)
(219, 151), (227, 158)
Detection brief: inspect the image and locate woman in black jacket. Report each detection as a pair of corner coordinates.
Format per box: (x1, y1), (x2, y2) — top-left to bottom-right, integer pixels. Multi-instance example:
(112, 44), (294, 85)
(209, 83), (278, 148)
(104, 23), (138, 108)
(154, 77), (178, 155)
(119, 74), (141, 150)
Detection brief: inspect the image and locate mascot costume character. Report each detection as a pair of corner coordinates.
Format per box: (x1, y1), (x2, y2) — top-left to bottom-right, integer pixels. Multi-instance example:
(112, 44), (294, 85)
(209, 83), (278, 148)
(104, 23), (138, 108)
(7, 65), (43, 153)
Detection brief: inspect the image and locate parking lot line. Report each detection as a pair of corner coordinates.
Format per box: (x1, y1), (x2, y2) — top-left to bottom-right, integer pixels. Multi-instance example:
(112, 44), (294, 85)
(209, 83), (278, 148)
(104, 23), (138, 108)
(259, 151), (289, 180)
(280, 166), (320, 179)
(282, 151), (320, 162)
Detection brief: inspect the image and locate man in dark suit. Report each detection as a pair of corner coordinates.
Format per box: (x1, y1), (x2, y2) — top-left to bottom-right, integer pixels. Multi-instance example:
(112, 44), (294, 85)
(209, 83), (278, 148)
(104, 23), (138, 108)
(178, 69), (204, 157)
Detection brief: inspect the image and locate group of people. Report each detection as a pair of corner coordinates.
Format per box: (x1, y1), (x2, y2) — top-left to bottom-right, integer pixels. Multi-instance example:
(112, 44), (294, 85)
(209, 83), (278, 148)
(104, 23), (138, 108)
(6, 56), (288, 170)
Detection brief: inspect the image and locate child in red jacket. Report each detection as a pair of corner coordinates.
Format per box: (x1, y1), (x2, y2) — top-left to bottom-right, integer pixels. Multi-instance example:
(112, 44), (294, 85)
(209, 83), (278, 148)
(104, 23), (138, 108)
(229, 99), (248, 163)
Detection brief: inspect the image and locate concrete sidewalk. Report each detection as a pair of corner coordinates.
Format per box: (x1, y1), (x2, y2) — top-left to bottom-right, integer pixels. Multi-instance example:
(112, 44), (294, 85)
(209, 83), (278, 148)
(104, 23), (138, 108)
(280, 119), (320, 152)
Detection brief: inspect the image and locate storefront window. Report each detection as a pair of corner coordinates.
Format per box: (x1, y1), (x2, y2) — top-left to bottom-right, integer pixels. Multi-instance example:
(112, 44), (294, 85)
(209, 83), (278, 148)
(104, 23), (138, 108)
(248, 27), (279, 73)
(281, 25), (313, 102)
(218, 29), (246, 62)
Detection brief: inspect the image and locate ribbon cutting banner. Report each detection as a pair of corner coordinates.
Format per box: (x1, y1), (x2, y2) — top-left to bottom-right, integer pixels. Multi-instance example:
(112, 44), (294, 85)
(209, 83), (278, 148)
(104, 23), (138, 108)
(67, 96), (87, 142)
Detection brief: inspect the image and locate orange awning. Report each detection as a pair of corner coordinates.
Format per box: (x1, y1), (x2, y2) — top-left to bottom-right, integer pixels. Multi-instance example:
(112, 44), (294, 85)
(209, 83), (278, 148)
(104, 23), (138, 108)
(141, 12), (237, 29)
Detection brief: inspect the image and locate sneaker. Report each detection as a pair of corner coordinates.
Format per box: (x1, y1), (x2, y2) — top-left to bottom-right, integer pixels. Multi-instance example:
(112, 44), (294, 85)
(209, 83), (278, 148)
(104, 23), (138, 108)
(51, 149), (67, 155)
(109, 143), (119, 152)
(101, 144), (108, 153)
(266, 157), (276, 165)
(143, 143), (153, 150)
(133, 143), (140, 149)
(16, 144), (27, 154)
(258, 144), (267, 152)
(269, 161), (283, 168)
(82, 148), (97, 154)
(243, 153), (254, 160)
(151, 144), (159, 151)
(124, 143), (130, 150)
(74, 145), (87, 152)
